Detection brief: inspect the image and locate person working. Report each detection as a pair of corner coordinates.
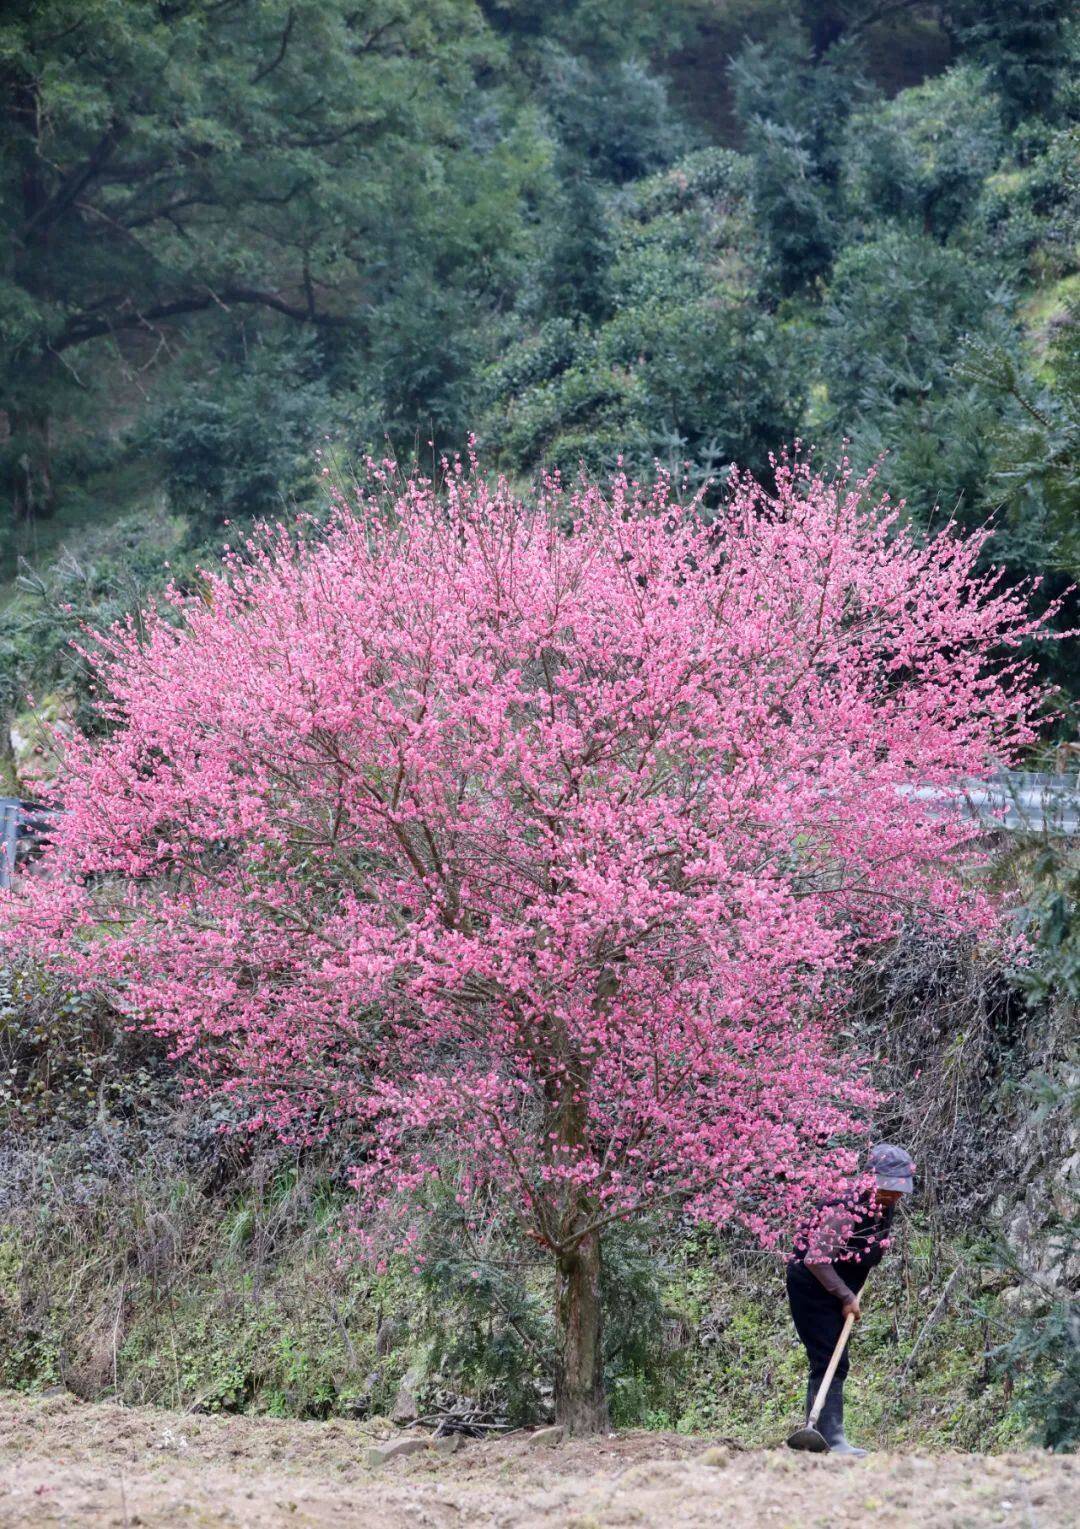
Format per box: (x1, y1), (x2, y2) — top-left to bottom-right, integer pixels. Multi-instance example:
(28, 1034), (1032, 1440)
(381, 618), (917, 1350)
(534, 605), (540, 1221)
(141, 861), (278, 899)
(787, 1142), (916, 1456)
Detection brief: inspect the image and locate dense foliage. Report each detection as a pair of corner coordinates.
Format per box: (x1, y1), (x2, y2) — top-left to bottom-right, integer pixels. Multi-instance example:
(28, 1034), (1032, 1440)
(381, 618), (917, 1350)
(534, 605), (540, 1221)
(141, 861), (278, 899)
(994, 810), (1080, 1453)
(1, 3), (1077, 708)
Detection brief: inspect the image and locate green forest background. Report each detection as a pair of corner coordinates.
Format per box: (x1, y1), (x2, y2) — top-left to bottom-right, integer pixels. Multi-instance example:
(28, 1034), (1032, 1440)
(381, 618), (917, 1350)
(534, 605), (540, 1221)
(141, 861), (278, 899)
(1, 0), (1078, 1456)
(2, 0), (1078, 743)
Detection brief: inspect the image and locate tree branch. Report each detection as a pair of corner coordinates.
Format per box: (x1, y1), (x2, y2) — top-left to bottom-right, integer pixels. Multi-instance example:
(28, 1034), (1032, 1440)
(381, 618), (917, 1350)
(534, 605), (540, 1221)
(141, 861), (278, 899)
(251, 7), (296, 85)
(846, 0), (923, 41)
(19, 122), (126, 243)
(55, 284), (354, 351)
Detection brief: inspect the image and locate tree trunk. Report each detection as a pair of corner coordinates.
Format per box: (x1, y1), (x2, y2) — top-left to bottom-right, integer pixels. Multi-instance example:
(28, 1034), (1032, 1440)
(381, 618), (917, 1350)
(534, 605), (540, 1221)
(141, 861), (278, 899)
(546, 987), (609, 1435)
(7, 403), (55, 522)
(553, 1227), (608, 1435)
(9, 78), (58, 526)
(803, 2), (846, 58)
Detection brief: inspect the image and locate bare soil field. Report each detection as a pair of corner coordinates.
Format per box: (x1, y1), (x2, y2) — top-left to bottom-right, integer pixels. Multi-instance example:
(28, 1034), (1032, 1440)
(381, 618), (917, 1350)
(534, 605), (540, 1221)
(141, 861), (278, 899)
(0, 1391), (1075, 1528)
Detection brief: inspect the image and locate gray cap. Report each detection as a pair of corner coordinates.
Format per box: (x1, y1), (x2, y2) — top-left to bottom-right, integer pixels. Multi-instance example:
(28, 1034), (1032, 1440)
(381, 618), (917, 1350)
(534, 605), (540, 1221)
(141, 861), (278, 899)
(868, 1142), (915, 1193)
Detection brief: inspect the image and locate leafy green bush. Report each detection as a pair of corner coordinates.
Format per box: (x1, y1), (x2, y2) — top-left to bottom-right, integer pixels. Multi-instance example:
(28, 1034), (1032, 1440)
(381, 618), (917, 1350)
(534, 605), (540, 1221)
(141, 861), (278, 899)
(152, 332), (332, 539)
(843, 66), (1004, 241)
(820, 229), (1010, 422)
(730, 31), (864, 296)
(981, 799), (1080, 1453)
(977, 126), (1080, 278)
(984, 1067), (1079, 1453)
(953, 0), (1076, 128)
(541, 50), (693, 186)
(482, 144), (801, 481)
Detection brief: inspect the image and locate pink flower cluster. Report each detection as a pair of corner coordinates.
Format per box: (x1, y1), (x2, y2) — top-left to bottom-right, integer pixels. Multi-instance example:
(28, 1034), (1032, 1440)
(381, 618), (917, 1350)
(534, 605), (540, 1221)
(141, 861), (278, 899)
(0, 454), (1050, 1259)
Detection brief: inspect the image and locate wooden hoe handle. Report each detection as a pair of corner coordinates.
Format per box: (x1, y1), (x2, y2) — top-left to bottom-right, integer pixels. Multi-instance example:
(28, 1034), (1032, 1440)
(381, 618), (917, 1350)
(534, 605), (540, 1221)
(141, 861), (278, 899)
(807, 1311), (856, 1428)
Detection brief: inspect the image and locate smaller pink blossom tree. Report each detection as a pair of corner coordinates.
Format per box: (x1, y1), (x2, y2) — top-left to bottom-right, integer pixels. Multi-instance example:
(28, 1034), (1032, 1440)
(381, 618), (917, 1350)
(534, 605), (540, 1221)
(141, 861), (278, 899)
(1, 454), (1049, 1432)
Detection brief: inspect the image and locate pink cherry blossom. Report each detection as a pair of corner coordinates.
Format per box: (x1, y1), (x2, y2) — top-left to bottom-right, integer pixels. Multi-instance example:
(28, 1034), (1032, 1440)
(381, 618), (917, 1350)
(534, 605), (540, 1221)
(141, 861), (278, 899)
(0, 449), (1052, 1431)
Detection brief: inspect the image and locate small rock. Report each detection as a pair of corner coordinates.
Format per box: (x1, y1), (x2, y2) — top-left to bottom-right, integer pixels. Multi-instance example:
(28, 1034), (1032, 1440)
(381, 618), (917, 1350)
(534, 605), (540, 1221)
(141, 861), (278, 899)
(522, 1425), (564, 1450)
(431, 1432), (463, 1456)
(391, 1365), (424, 1423)
(365, 1435), (430, 1468)
(376, 1316), (402, 1357)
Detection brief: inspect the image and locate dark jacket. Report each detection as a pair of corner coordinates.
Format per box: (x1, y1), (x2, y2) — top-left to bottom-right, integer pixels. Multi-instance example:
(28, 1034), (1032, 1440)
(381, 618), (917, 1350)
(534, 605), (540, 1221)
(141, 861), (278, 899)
(791, 1193), (896, 1304)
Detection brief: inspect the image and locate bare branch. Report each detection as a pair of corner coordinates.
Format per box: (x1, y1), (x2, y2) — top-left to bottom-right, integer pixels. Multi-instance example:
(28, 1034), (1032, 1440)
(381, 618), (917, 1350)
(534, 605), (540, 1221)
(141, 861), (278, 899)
(55, 283), (354, 352)
(251, 7), (296, 85)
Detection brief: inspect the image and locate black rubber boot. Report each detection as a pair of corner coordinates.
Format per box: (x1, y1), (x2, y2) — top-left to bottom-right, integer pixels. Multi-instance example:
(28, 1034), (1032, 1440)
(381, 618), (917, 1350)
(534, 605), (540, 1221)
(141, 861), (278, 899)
(817, 1384), (867, 1457)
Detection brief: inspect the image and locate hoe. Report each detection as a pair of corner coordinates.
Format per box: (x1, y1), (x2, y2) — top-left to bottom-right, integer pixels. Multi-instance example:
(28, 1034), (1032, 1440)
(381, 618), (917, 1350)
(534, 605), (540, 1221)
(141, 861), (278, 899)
(786, 1311), (856, 1453)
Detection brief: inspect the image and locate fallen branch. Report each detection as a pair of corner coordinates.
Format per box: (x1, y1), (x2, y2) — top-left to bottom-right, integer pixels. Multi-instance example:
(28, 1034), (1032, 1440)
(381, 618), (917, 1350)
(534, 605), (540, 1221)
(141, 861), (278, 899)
(898, 1265), (965, 1382)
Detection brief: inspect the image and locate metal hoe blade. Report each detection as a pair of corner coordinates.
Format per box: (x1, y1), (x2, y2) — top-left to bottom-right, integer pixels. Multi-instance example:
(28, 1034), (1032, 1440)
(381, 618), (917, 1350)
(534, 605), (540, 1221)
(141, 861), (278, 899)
(787, 1424), (829, 1453)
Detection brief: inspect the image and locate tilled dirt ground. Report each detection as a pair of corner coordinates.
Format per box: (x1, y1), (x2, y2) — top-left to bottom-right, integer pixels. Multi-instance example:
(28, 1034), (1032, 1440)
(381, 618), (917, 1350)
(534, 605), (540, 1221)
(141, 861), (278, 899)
(1, 1391), (1075, 1528)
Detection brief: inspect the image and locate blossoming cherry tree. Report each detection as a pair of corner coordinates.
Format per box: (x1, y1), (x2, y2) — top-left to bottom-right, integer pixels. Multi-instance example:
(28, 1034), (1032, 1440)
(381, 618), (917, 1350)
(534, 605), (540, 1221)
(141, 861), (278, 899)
(3, 456), (1048, 1432)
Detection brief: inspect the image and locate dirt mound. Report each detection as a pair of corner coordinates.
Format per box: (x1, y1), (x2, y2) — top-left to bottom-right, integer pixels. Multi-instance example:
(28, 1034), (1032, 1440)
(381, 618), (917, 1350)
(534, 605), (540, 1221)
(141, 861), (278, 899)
(1, 1391), (1074, 1527)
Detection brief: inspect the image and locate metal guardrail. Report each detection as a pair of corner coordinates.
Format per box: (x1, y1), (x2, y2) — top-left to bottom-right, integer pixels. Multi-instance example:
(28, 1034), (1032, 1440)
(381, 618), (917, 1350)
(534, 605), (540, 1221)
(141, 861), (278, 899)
(0, 772), (1075, 891)
(0, 798), (19, 889)
(0, 798), (58, 890)
(900, 771), (1080, 836)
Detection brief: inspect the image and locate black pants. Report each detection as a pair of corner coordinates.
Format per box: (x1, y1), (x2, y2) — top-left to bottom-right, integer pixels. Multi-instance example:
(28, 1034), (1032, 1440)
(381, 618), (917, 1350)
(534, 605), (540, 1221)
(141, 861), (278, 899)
(786, 1262), (859, 1411)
